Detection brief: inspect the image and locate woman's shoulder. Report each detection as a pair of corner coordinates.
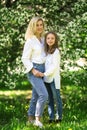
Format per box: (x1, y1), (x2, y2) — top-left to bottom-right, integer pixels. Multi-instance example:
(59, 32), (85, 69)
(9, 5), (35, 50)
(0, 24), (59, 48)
(27, 35), (35, 41)
(26, 36), (36, 44)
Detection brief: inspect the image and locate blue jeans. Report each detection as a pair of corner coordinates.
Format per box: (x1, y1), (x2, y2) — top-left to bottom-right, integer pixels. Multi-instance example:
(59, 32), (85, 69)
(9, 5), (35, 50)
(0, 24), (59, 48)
(27, 63), (48, 117)
(45, 81), (63, 120)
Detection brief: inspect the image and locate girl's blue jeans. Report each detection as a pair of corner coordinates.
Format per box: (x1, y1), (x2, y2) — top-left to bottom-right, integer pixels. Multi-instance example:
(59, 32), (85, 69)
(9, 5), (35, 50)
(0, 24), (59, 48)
(27, 63), (48, 117)
(45, 81), (63, 120)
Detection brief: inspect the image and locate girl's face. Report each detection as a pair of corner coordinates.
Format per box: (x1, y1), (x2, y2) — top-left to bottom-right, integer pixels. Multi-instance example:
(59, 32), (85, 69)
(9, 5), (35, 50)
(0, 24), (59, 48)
(36, 20), (44, 36)
(46, 33), (55, 47)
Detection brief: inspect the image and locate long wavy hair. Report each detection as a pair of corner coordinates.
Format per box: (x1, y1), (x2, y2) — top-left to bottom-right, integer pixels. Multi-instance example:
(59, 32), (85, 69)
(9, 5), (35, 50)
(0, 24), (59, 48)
(44, 31), (59, 54)
(25, 16), (45, 40)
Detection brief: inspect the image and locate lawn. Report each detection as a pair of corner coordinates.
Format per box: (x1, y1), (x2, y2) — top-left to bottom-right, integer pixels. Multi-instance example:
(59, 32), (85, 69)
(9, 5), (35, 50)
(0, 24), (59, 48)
(0, 85), (87, 130)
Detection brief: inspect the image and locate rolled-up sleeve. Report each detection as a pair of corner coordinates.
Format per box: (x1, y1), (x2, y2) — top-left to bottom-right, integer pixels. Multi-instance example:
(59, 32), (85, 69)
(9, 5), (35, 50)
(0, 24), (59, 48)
(21, 39), (33, 73)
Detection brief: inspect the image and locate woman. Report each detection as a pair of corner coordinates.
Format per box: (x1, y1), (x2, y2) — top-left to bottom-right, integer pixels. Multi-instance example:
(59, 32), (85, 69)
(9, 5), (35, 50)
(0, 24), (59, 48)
(21, 16), (48, 128)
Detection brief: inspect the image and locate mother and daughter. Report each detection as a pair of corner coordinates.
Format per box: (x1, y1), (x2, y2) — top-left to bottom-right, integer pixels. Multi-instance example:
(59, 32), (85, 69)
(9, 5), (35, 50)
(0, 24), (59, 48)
(22, 16), (63, 128)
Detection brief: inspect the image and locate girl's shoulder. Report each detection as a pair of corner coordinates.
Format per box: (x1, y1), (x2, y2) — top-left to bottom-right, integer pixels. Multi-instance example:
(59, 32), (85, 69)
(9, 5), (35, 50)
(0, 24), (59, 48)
(53, 49), (60, 59)
(54, 48), (60, 54)
(53, 49), (60, 58)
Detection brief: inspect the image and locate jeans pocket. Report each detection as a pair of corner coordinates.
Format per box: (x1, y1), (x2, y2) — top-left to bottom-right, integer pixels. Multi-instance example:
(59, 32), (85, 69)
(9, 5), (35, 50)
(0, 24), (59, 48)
(33, 64), (39, 69)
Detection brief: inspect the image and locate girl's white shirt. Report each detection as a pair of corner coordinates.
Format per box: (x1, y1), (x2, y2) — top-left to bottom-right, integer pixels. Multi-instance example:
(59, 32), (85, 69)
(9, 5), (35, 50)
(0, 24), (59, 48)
(44, 48), (61, 89)
(21, 36), (46, 73)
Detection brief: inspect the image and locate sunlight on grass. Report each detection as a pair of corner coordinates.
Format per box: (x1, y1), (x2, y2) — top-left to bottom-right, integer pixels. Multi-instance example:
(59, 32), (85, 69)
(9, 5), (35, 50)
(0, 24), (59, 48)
(0, 85), (87, 130)
(0, 90), (32, 99)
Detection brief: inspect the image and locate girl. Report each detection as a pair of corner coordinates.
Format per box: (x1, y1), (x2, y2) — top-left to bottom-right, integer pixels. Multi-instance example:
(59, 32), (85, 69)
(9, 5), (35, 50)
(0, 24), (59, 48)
(40, 31), (63, 123)
(22, 16), (48, 128)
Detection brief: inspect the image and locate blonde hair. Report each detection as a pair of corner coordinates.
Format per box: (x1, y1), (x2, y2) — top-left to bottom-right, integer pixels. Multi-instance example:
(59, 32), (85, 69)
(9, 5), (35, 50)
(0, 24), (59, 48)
(25, 16), (45, 40)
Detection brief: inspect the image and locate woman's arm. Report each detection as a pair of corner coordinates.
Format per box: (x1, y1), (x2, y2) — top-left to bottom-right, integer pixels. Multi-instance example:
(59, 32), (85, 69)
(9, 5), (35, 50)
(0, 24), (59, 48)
(22, 39), (33, 73)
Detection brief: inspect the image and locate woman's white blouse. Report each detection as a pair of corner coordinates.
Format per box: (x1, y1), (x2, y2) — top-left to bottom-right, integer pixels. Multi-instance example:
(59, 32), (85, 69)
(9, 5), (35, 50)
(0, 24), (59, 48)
(22, 36), (46, 73)
(44, 49), (61, 89)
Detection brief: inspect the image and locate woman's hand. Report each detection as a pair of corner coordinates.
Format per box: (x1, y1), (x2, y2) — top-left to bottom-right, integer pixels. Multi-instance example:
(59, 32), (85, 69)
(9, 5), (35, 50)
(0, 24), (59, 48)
(31, 68), (44, 77)
(39, 72), (44, 77)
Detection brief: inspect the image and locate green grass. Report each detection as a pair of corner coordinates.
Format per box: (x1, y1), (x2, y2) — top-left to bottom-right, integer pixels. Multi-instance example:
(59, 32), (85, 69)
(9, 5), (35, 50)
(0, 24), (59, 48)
(0, 85), (87, 130)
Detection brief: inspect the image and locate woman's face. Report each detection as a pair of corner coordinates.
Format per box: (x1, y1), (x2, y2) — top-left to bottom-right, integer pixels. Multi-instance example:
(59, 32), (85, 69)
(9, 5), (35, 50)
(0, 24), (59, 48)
(46, 33), (55, 47)
(35, 20), (44, 36)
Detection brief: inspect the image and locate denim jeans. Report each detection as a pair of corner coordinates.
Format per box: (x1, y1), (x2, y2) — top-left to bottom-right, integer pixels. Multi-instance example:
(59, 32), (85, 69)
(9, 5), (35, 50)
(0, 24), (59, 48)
(27, 63), (48, 117)
(45, 81), (63, 120)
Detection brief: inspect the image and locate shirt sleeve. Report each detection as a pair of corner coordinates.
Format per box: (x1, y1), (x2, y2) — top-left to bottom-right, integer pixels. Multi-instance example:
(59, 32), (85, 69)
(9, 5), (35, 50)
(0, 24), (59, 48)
(44, 49), (60, 76)
(21, 39), (33, 73)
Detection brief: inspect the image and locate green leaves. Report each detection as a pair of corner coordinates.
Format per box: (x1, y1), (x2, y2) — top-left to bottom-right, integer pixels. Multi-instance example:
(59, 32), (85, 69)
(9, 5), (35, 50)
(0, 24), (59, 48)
(0, 0), (87, 88)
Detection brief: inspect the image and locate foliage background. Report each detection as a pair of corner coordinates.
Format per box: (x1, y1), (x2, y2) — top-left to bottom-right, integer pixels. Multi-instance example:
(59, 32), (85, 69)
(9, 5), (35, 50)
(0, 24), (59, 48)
(0, 0), (87, 88)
